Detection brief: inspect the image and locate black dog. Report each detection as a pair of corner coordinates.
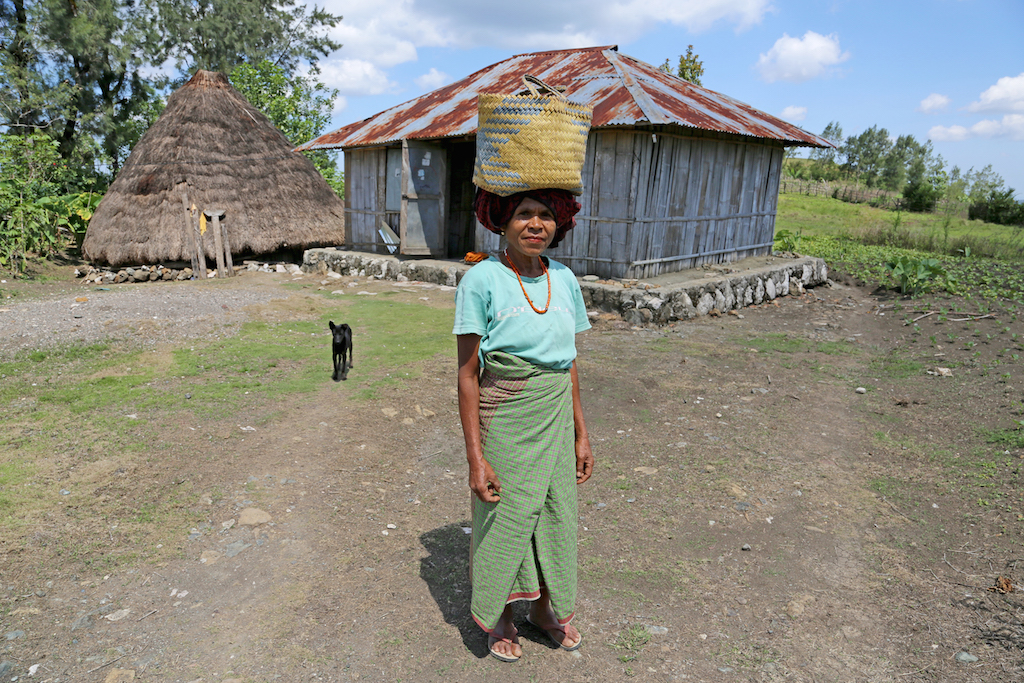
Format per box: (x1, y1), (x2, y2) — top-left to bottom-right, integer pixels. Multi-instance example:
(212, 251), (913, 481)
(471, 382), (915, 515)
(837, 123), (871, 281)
(329, 321), (353, 381)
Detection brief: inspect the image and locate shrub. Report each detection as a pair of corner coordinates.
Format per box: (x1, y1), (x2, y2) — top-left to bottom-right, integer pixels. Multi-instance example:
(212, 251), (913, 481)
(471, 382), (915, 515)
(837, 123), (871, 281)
(968, 188), (1024, 227)
(884, 255), (950, 295)
(774, 229), (802, 252)
(902, 179), (941, 213)
(0, 134), (93, 274)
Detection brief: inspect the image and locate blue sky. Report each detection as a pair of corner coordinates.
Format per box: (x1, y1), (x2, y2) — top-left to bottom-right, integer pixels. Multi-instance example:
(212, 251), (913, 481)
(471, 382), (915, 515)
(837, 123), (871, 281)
(311, 0), (1024, 196)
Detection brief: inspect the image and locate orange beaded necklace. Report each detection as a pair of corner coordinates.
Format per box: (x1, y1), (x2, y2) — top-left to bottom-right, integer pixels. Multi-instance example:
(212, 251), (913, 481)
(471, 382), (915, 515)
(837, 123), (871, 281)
(504, 248), (551, 314)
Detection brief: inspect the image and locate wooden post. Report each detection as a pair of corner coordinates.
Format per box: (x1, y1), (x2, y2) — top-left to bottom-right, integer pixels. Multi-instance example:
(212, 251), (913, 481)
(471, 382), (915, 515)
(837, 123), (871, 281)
(193, 204), (208, 280)
(219, 216), (234, 276)
(177, 184), (199, 275)
(204, 209), (227, 277)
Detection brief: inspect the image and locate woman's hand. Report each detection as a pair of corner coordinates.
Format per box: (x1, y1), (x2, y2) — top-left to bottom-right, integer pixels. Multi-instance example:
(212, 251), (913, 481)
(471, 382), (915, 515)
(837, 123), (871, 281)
(575, 432), (594, 484)
(469, 459), (502, 503)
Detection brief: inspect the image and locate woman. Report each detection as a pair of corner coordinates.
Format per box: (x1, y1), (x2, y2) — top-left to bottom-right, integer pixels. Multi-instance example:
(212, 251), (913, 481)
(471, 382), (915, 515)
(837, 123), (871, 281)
(454, 187), (594, 663)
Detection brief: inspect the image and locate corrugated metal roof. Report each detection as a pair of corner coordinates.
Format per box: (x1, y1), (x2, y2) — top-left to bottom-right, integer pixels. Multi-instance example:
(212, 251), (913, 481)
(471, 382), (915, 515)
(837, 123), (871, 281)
(298, 46), (830, 151)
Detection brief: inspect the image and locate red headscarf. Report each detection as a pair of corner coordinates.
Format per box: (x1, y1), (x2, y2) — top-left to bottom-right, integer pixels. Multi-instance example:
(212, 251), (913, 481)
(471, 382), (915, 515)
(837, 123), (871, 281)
(473, 188), (581, 249)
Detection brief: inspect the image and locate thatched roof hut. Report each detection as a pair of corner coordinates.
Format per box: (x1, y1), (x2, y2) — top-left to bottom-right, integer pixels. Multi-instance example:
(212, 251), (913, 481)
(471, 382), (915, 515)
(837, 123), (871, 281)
(83, 70), (345, 266)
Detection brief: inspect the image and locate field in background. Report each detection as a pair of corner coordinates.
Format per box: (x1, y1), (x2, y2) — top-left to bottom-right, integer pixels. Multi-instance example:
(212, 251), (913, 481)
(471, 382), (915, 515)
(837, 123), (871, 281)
(776, 193), (1024, 304)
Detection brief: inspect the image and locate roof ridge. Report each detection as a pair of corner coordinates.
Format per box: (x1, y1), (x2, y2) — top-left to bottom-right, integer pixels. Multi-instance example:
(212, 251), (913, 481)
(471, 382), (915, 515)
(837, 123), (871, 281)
(512, 45), (617, 58)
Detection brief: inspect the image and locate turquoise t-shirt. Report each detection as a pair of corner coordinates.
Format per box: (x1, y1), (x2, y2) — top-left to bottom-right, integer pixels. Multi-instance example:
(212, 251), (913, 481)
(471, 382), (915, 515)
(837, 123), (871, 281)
(453, 256), (591, 370)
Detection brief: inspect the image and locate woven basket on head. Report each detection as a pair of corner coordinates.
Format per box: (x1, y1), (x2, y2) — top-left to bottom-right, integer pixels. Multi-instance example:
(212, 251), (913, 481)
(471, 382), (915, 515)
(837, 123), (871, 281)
(473, 75), (592, 197)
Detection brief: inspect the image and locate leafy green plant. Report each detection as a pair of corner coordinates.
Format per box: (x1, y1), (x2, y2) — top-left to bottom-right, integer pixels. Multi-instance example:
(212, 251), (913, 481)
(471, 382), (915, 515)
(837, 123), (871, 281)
(883, 255), (948, 295)
(612, 624), (651, 663)
(773, 229), (802, 253)
(0, 134), (95, 274)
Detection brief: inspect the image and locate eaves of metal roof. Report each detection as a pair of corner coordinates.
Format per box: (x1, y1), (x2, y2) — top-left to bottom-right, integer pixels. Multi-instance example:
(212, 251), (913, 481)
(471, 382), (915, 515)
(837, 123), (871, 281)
(297, 46), (830, 152)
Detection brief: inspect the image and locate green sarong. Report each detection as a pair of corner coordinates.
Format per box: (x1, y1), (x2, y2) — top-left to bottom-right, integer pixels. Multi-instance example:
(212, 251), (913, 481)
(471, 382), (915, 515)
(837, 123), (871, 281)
(470, 351), (578, 632)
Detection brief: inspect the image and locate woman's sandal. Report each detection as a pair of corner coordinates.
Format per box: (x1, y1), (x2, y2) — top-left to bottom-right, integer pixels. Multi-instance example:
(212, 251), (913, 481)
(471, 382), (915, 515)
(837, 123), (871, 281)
(526, 615), (583, 651)
(487, 632), (521, 662)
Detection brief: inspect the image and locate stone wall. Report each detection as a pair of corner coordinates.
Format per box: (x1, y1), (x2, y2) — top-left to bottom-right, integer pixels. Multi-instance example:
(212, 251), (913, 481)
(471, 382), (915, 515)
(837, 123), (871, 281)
(303, 249), (462, 287)
(302, 248), (828, 326)
(584, 259), (829, 326)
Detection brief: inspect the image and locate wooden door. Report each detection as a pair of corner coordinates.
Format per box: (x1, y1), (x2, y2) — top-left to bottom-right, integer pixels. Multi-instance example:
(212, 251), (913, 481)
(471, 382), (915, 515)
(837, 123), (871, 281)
(400, 140), (447, 256)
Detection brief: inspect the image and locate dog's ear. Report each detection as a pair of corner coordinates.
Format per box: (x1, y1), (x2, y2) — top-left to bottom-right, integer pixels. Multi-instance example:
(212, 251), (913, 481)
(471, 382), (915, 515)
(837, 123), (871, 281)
(329, 321), (336, 331)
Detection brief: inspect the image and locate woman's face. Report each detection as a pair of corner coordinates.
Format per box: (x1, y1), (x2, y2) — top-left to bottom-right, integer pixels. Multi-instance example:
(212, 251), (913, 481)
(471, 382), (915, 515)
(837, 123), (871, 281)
(504, 197), (557, 259)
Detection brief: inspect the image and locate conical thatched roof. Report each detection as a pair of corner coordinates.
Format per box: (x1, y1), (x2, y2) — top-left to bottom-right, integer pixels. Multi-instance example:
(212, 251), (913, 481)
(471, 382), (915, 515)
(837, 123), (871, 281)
(84, 70), (345, 266)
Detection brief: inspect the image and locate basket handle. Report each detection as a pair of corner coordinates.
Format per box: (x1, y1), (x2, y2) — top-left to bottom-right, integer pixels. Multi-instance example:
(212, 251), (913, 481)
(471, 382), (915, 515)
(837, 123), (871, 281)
(521, 74), (566, 100)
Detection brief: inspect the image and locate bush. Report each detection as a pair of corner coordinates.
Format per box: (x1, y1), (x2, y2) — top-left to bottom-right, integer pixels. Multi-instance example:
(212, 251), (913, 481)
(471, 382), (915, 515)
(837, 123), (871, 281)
(884, 255), (949, 295)
(902, 179), (941, 213)
(773, 229), (802, 252)
(0, 134), (93, 274)
(968, 188), (1024, 227)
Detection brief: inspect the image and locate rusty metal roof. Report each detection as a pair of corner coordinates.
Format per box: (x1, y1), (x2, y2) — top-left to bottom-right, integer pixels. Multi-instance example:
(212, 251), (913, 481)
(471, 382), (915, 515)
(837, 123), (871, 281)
(298, 46), (830, 151)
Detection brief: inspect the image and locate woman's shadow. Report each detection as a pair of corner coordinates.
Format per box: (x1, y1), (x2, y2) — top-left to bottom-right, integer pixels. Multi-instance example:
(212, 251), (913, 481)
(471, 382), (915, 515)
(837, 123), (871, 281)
(419, 523), (491, 658)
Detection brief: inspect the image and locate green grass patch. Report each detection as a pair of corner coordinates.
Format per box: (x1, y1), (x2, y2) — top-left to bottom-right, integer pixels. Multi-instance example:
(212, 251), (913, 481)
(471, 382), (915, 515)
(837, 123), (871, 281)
(612, 623), (651, 663)
(869, 350), (923, 379)
(746, 333), (811, 354)
(0, 297), (455, 427)
(777, 192), (885, 237)
(0, 456), (39, 521)
(645, 337), (681, 353)
(980, 425), (1024, 449)
(745, 333), (857, 356)
(867, 477), (903, 499)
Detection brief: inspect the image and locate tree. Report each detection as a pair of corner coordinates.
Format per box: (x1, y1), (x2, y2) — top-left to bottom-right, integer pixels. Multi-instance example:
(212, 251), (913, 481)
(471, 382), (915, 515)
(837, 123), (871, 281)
(152, 0), (341, 77)
(1, 0), (342, 190)
(963, 167), (1023, 225)
(1, 0), (158, 181)
(902, 144), (945, 213)
(880, 135), (912, 191)
(964, 165), (1006, 205)
(806, 121), (843, 180)
(658, 45), (704, 86)
(230, 60), (342, 196)
(841, 126), (891, 187)
(0, 0), (76, 135)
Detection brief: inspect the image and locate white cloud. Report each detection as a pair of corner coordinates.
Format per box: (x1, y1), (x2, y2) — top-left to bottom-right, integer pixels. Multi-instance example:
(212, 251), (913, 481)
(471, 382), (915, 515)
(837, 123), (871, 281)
(918, 93), (950, 114)
(930, 114), (1024, 142)
(966, 72), (1024, 113)
(317, 59), (397, 96)
(414, 68), (451, 91)
(603, 0), (772, 34)
(929, 124), (969, 142)
(315, 0), (772, 97)
(780, 105), (807, 121)
(756, 31), (850, 83)
(323, 0), (771, 65)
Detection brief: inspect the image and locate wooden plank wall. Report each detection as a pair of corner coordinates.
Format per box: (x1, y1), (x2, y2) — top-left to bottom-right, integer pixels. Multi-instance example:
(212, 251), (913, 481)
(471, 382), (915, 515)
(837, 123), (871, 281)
(549, 130), (783, 279)
(345, 148), (388, 253)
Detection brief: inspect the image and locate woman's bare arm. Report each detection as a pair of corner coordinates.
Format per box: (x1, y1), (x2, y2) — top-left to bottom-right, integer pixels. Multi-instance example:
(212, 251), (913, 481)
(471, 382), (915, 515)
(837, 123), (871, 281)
(570, 360), (594, 484)
(457, 334), (501, 502)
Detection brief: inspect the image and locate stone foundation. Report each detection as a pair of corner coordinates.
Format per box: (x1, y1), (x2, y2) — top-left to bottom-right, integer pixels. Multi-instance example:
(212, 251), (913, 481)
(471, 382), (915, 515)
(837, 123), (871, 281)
(302, 248), (828, 326)
(585, 259), (829, 325)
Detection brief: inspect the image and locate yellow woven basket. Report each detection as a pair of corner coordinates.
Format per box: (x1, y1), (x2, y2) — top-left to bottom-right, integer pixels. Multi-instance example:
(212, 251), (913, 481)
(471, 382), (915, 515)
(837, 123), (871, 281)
(473, 75), (592, 197)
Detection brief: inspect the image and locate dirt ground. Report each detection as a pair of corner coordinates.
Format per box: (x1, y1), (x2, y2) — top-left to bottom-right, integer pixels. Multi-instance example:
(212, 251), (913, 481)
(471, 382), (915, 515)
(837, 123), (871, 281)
(2, 262), (1024, 683)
